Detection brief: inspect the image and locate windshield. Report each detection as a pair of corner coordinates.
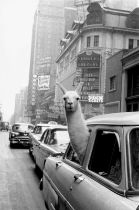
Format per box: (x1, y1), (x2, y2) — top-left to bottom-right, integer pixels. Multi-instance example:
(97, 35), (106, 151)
(130, 128), (139, 189)
(12, 124), (33, 132)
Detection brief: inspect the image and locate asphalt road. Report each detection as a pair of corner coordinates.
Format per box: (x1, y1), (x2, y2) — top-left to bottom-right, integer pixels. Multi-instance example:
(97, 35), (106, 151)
(0, 131), (46, 210)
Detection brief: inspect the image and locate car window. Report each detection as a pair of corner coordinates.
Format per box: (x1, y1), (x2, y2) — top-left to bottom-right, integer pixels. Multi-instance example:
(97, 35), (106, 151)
(43, 130), (50, 144)
(65, 144), (80, 164)
(88, 130), (121, 185)
(47, 130), (70, 145)
(28, 125), (34, 132)
(129, 128), (139, 189)
(33, 126), (42, 134)
(40, 130), (49, 142)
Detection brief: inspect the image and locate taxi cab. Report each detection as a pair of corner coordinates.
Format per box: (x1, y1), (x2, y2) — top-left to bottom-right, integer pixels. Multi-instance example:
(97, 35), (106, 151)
(41, 112), (139, 210)
(34, 125), (70, 174)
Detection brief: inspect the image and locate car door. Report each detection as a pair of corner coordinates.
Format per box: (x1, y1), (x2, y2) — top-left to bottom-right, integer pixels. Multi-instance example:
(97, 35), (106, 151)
(32, 126), (42, 159)
(36, 129), (49, 170)
(65, 129), (126, 210)
(45, 145), (81, 210)
(38, 129), (58, 171)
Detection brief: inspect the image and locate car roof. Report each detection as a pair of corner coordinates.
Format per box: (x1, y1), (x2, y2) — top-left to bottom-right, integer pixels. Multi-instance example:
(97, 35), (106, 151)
(13, 122), (34, 126)
(45, 125), (67, 130)
(35, 123), (51, 127)
(86, 112), (139, 126)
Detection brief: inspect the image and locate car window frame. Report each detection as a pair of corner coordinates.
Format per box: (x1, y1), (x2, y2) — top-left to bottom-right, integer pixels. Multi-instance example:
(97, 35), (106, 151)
(87, 128), (122, 185)
(43, 129), (51, 144)
(40, 129), (49, 142)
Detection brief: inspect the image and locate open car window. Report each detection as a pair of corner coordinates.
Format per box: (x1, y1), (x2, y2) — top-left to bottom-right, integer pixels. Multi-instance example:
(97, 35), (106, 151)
(47, 130), (70, 146)
(88, 130), (121, 185)
(65, 144), (80, 164)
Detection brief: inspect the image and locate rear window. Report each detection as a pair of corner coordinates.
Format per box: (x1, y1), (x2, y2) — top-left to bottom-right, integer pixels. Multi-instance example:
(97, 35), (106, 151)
(33, 126), (49, 134)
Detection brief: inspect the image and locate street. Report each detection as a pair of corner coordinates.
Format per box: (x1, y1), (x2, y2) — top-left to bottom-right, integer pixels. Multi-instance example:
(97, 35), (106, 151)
(0, 131), (46, 210)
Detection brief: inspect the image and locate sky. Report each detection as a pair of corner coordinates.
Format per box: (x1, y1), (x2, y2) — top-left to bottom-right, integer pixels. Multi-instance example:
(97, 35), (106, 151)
(0, 0), (38, 121)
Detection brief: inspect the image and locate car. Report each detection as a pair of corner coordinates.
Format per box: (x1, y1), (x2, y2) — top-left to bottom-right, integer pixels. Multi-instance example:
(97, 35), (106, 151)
(33, 125), (70, 174)
(0, 121), (9, 131)
(29, 123), (55, 158)
(40, 112), (139, 210)
(9, 123), (34, 148)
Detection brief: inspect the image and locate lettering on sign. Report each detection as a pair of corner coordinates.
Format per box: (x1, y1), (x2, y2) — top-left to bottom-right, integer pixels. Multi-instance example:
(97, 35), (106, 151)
(77, 51), (100, 68)
(38, 75), (50, 90)
(88, 94), (104, 103)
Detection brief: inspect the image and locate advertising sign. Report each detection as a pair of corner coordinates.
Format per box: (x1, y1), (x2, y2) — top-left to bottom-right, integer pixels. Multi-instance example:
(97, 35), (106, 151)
(88, 94), (104, 103)
(77, 51), (100, 68)
(38, 75), (50, 90)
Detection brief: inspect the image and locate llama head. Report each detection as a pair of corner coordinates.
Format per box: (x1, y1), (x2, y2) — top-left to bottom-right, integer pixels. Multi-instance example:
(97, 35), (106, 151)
(56, 82), (84, 112)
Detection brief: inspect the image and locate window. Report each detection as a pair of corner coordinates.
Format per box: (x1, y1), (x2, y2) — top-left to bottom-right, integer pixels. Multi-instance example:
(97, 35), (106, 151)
(130, 128), (139, 189)
(87, 36), (91, 47)
(110, 76), (116, 91)
(128, 39), (134, 49)
(88, 130), (121, 185)
(94, 35), (99, 47)
(40, 130), (49, 143)
(66, 144), (80, 164)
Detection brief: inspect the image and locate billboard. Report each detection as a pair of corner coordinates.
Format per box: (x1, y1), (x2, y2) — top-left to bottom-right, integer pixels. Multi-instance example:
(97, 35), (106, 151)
(38, 75), (50, 90)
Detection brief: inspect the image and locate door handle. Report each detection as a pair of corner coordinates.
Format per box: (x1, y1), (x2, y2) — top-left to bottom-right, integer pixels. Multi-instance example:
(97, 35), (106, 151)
(56, 161), (62, 169)
(74, 174), (84, 183)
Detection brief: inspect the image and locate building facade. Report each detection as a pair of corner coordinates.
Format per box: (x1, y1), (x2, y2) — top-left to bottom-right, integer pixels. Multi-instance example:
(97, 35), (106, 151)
(122, 47), (139, 112)
(27, 0), (77, 124)
(27, 0), (65, 124)
(14, 87), (29, 123)
(55, 2), (139, 119)
(104, 47), (139, 113)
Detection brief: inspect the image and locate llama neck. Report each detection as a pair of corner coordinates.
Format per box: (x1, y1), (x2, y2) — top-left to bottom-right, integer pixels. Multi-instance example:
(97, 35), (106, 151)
(65, 103), (89, 164)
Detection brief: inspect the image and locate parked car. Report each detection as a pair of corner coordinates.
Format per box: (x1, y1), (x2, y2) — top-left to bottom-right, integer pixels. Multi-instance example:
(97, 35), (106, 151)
(9, 123), (34, 148)
(0, 121), (9, 131)
(40, 112), (139, 210)
(34, 125), (70, 174)
(29, 123), (55, 157)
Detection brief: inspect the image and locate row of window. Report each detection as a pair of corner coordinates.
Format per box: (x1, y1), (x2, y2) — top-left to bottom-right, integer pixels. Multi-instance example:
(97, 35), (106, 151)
(86, 36), (139, 50)
(87, 35), (99, 48)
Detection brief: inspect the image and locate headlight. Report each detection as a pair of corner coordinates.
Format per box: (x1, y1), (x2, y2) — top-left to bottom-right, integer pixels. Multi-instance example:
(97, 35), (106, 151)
(11, 132), (18, 137)
(11, 133), (15, 137)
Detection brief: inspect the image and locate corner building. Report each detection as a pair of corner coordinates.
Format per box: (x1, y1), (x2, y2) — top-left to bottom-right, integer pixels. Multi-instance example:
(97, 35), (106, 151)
(55, 2), (139, 119)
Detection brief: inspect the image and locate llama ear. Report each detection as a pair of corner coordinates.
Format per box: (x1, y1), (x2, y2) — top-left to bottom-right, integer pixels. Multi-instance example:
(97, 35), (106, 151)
(56, 82), (67, 94)
(75, 82), (84, 94)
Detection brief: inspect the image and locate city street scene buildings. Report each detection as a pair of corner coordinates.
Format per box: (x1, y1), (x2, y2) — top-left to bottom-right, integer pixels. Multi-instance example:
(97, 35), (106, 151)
(12, 0), (139, 124)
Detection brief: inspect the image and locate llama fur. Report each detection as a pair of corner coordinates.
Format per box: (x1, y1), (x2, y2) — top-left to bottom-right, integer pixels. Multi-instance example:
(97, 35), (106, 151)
(57, 82), (89, 164)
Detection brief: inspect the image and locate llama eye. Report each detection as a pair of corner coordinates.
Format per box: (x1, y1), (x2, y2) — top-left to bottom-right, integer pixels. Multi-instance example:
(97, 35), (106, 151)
(63, 97), (66, 101)
(77, 97), (80, 101)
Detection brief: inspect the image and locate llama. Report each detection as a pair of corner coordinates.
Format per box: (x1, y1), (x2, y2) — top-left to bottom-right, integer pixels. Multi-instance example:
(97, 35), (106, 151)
(57, 82), (89, 164)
